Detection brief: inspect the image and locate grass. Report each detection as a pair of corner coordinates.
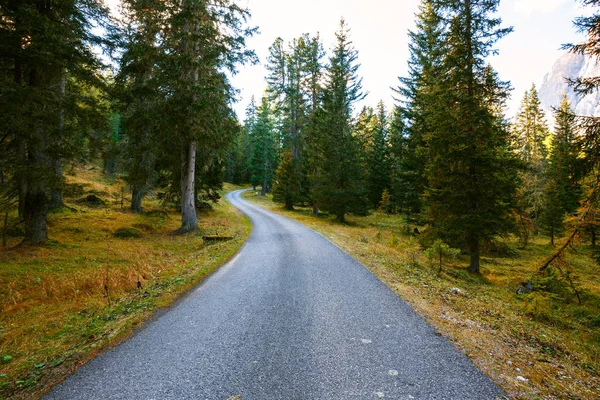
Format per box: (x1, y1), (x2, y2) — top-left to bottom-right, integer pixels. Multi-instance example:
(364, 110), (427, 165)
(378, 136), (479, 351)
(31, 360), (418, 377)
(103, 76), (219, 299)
(244, 191), (600, 400)
(0, 166), (251, 400)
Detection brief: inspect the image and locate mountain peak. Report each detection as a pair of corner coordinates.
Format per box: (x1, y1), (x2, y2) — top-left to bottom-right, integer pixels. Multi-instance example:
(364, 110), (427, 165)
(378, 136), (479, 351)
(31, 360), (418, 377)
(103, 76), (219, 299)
(538, 52), (600, 124)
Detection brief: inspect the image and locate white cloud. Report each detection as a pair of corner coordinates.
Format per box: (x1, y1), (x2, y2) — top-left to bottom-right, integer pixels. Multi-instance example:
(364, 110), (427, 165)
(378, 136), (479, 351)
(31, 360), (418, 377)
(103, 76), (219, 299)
(514, 0), (569, 15)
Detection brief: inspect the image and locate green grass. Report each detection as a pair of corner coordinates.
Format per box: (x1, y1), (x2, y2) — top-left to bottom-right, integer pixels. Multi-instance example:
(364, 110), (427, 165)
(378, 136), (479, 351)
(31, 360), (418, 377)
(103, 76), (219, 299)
(244, 191), (600, 400)
(0, 167), (251, 400)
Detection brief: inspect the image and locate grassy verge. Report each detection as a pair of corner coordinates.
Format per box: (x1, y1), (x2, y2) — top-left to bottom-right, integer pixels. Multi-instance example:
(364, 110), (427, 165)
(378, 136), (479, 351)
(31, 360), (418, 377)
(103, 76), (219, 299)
(244, 191), (600, 400)
(0, 167), (251, 400)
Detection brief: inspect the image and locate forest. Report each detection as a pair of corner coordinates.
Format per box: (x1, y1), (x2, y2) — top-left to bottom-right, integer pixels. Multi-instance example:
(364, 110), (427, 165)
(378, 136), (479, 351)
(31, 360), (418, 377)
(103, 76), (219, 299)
(2, 0), (600, 398)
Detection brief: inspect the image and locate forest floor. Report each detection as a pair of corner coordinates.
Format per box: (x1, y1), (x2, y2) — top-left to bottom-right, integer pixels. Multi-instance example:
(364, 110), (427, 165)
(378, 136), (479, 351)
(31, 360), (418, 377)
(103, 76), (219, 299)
(0, 167), (251, 400)
(244, 191), (600, 400)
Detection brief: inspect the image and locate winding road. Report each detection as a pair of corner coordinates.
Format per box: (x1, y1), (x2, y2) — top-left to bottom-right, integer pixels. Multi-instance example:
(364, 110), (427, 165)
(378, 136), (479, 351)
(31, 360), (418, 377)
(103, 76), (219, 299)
(45, 189), (505, 399)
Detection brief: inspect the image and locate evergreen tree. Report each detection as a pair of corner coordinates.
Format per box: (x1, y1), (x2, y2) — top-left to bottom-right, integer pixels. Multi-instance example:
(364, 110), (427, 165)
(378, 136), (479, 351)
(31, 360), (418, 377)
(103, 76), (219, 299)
(551, 95), (583, 214)
(249, 97), (278, 195)
(0, 0), (113, 244)
(423, 0), (516, 273)
(394, 0), (445, 217)
(365, 102), (391, 208)
(160, 0), (256, 233)
(272, 151), (300, 210)
(540, 96), (582, 244)
(116, 0), (165, 213)
(512, 84), (550, 230)
(311, 20), (368, 222)
(540, 178), (566, 246)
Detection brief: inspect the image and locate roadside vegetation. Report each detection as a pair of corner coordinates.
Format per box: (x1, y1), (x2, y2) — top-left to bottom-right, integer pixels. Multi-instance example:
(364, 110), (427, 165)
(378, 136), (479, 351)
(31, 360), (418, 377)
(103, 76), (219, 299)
(245, 191), (600, 400)
(0, 168), (250, 400)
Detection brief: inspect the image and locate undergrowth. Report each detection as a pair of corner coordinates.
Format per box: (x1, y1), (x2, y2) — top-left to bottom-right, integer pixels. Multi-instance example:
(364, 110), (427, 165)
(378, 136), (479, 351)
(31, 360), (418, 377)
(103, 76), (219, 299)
(0, 166), (251, 399)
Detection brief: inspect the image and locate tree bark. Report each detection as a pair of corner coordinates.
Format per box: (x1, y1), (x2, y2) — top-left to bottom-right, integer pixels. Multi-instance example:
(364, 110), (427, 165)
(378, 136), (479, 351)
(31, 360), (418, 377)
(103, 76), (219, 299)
(179, 140), (197, 233)
(17, 136), (27, 219)
(49, 70), (66, 209)
(131, 185), (145, 213)
(468, 238), (480, 273)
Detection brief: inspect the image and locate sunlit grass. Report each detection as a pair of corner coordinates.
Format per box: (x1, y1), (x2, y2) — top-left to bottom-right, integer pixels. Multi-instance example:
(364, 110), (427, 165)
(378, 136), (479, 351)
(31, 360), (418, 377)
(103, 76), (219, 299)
(0, 167), (251, 400)
(244, 191), (600, 400)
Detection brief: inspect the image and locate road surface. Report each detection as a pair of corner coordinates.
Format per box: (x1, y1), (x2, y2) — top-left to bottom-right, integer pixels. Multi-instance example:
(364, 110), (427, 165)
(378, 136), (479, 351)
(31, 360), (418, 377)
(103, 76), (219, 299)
(45, 189), (506, 399)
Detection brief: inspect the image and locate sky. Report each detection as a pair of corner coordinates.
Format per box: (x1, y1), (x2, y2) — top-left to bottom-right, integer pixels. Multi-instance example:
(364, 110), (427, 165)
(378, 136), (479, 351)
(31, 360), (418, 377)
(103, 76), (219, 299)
(105, 0), (588, 119)
(229, 0), (586, 119)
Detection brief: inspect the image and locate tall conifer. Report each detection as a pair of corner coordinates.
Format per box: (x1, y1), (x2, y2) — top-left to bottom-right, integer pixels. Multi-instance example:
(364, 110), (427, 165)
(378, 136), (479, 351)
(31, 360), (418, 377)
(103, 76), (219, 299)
(311, 20), (368, 222)
(424, 0), (516, 273)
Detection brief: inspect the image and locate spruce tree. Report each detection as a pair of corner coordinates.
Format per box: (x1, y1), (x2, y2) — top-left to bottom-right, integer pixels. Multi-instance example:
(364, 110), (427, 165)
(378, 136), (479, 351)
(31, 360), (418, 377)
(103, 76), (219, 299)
(540, 96), (582, 244)
(424, 0), (516, 273)
(551, 95), (583, 214)
(512, 84), (550, 230)
(160, 0), (256, 233)
(249, 97), (278, 195)
(116, 0), (165, 213)
(366, 102), (391, 208)
(272, 152), (300, 210)
(311, 20), (368, 222)
(0, 0), (113, 244)
(394, 0), (445, 217)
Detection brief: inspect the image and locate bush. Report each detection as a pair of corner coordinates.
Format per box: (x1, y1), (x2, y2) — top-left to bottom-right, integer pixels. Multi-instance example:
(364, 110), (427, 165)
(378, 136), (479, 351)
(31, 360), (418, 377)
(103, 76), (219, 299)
(425, 239), (460, 273)
(114, 227), (143, 239)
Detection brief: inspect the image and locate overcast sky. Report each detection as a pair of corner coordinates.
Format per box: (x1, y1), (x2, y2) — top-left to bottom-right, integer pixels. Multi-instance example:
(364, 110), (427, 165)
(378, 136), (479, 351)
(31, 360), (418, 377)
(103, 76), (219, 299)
(229, 0), (586, 119)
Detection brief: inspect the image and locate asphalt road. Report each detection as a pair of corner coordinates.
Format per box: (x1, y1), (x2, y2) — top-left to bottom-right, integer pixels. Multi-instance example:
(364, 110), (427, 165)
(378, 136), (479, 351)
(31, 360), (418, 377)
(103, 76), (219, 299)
(45, 189), (506, 400)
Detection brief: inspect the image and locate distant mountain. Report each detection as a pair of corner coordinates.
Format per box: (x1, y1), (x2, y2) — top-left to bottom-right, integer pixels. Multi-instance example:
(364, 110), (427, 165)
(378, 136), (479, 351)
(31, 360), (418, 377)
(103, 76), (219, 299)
(538, 52), (600, 124)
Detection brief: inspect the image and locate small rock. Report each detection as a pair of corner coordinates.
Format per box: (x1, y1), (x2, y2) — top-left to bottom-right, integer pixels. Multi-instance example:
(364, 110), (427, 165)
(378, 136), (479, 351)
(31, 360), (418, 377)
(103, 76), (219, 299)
(361, 338), (372, 344)
(517, 376), (529, 383)
(450, 287), (463, 295)
(516, 281), (535, 294)
(388, 370), (399, 376)
(375, 392), (385, 398)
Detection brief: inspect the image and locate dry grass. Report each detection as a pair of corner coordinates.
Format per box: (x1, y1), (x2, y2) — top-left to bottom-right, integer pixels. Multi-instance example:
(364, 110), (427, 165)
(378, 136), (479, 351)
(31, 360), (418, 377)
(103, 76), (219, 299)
(245, 191), (600, 400)
(0, 166), (251, 399)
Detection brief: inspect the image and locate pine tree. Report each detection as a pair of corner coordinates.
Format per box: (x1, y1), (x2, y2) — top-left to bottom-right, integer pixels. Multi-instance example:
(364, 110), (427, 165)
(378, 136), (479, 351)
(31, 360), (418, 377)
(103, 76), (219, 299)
(540, 96), (582, 245)
(249, 97), (278, 196)
(512, 84), (550, 230)
(394, 0), (445, 218)
(116, 0), (165, 213)
(423, 0), (516, 273)
(160, 0), (256, 233)
(311, 20), (368, 222)
(366, 102), (391, 208)
(551, 95), (582, 214)
(0, 0), (113, 244)
(272, 152), (300, 210)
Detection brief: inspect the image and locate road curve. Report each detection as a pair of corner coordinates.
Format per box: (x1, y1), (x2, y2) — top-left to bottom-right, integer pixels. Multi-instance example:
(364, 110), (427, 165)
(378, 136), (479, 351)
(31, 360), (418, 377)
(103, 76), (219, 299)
(45, 189), (505, 400)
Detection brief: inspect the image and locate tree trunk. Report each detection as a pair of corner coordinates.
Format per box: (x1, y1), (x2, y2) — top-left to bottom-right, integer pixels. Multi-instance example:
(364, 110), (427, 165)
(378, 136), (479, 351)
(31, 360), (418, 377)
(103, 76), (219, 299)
(550, 227), (554, 246)
(312, 202), (319, 216)
(468, 237), (480, 273)
(261, 175), (267, 196)
(592, 229), (596, 248)
(23, 125), (49, 244)
(131, 185), (145, 213)
(17, 137), (26, 219)
(24, 185), (48, 244)
(49, 70), (66, 209)
(179, 140), (197, 233)
(49, 158), (63, 209)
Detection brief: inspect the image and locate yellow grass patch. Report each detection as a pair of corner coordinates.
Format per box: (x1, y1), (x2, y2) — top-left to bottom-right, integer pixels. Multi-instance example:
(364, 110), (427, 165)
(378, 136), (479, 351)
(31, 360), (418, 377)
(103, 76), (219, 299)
(0, 167), (251, 399)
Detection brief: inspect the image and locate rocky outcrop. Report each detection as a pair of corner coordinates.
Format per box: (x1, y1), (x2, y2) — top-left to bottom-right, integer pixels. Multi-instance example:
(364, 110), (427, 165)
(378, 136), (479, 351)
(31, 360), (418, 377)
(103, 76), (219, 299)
(538, 52), (600, 122)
